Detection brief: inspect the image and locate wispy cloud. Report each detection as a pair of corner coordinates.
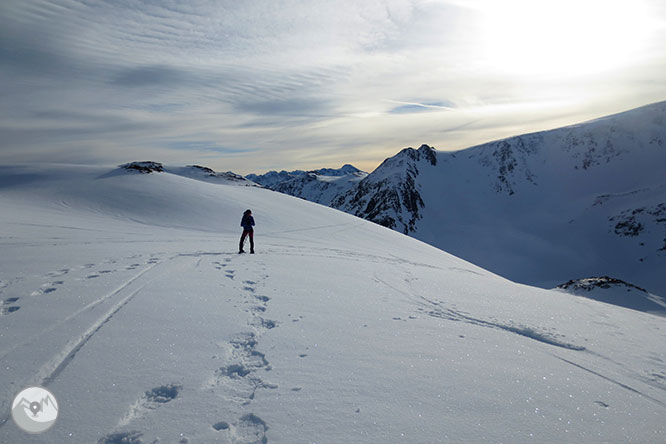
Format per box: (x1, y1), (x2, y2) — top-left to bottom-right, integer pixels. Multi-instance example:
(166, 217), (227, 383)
(1, 0), (665, 174)
(387, 100), (456, 114)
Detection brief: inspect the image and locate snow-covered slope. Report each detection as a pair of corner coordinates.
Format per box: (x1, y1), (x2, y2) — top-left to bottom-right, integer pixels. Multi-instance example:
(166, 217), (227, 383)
(0, 163), (665, 443)
(247, 165), (367, 206)
(330, 101), (666, 297)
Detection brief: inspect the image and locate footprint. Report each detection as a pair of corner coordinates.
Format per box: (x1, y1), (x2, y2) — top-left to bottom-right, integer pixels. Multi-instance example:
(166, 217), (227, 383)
(87, 274), (100, 279)
(217, 349), (269, 380)
(251, 317), (277, 330)
(5, 297), (19, 303)
(99, 270), (113, 274)
(212, 331), (276, 403)
(118, 384), (182, 427)
(213, 414), (269, 444)
(218, 363), (252, 379)
(46, 268), (70, 278)
(212, 421), (230, 431)
(234, 413), (268, 444)
(231, 332), (258, 349)
(254, 296), (270, 303)
(1, 305), (20, 315)
(243, 286), (255, 293)
(98, 431), (143, 444)
(43, 287), (57, 294)
(243, 280), (256, 285)
(144, 384), (181, 404)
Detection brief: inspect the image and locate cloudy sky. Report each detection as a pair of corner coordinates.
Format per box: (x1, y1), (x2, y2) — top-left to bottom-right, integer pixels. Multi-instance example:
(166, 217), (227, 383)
(1, 0), (665, 174)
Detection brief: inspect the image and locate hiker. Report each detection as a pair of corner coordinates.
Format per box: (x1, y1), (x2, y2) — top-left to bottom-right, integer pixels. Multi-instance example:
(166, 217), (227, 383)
(239, 209), (255, 254)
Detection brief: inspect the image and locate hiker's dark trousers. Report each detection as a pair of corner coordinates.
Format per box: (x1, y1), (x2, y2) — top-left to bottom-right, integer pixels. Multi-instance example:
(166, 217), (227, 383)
(240, 229), (254, 252)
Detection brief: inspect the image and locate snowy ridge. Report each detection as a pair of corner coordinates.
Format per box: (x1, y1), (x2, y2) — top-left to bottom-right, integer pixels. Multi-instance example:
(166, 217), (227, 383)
(0, 163), (665, 442)
(164, 165), (259, 186)
(332, 144), (436, 233)
(262, 102), (666, 297)
(246, 164), (367, 206)
(119, 161), (259, 186)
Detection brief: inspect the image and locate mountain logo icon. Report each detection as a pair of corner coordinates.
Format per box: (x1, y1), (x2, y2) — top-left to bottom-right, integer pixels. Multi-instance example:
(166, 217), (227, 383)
(11, 386), (59, 434)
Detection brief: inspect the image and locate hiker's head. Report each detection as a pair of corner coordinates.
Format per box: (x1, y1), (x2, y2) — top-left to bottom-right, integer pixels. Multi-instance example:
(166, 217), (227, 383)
(244, 209), (252, 215)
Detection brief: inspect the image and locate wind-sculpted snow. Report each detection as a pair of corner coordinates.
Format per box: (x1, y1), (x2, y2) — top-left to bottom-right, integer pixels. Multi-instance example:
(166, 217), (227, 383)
(0, 164), (665, 443)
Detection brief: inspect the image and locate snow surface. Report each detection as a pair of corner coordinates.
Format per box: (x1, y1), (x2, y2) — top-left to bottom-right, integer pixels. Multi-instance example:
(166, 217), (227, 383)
(1, 164), (665, 443)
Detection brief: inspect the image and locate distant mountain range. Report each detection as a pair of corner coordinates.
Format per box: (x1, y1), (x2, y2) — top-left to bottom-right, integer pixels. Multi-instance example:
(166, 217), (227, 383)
(246, 164), (367, 206)
(246, 101), (666, 297)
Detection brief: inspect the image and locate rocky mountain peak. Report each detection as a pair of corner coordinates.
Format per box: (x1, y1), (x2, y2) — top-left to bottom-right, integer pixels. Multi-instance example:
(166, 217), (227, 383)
(119, 161), (164, 173)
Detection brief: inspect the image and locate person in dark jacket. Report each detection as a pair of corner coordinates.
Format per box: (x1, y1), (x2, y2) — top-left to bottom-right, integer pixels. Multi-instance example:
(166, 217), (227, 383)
(239, 209), (255, 254)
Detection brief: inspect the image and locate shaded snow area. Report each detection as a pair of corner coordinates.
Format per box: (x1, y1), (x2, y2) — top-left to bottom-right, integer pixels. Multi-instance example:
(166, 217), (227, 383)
(0, 164), (665, 443)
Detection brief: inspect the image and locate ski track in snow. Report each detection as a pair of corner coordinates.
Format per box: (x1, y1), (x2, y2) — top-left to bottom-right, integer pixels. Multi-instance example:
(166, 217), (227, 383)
(417, 295), (586, 351)
(97, 254), (272, 444)
(372, 272), (666, 414)
(415, 291), (666, 410)
(37, 257), (170, 387)
(553, 355), (666, 409)
(0, 257), (163, 364)
(0, 254), (174, 430)
(372, 273), (586, 351)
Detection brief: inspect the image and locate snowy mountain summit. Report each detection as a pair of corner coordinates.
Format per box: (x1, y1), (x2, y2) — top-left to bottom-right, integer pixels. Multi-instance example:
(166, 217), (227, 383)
(332, 144), (437, 233)
(250, 102), (666, 298)
(0, 162), (665, 443)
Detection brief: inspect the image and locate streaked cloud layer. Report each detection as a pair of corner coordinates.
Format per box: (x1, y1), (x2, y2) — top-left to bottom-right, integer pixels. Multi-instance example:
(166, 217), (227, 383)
(1, 0), (665, 173)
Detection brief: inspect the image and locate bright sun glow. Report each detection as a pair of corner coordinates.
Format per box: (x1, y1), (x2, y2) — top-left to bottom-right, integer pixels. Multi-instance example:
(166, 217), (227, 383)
(480, 0), (654, 76)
